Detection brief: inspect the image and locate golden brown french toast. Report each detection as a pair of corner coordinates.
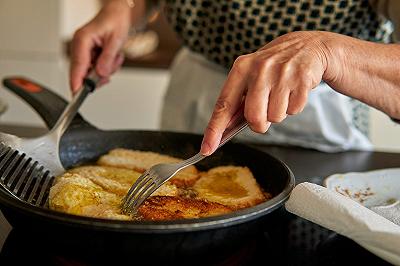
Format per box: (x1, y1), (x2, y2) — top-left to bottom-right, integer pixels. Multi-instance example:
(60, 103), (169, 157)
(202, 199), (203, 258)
(49, 150), (269, 221)
(49, 166), (179, 220)
(97, 149), (199, 187)
(67, 165), (178, 196)
(193, 166), (268, 209)
(49, 173), (129, 219)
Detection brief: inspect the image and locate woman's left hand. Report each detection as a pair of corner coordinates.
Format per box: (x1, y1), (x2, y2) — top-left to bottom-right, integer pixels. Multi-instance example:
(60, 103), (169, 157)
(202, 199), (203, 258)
(200, 31), (340, 155)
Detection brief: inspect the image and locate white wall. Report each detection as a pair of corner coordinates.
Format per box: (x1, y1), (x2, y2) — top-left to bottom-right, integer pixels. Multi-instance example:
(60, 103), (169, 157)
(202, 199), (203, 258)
(0, 0), (64, 127)
(0, 0), (62, 59)
(60, 0), (101, 39)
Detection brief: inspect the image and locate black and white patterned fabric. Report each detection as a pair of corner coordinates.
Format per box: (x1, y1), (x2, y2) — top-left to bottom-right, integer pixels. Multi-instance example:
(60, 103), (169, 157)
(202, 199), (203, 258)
(165, 0), (390, 69)
(164, 0), (392, 137)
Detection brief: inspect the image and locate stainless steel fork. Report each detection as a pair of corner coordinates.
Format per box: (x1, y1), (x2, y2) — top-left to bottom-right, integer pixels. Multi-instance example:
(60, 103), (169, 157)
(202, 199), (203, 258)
(121, 109), (249, 214)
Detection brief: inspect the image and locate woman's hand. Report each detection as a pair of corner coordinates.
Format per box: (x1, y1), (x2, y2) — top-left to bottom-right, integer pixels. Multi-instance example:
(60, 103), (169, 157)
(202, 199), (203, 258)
(70, 0), (136, 93)
(200, 31), (340, 155)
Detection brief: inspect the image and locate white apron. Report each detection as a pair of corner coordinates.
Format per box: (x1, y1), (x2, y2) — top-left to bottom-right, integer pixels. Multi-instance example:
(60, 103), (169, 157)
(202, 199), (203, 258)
(161, 48), (372, 152)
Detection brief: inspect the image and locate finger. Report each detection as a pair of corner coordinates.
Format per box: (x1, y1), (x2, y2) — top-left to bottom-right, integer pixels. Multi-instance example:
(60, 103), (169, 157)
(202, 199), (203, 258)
(200, 56), (251, 156)
(70, 31), (94, 93)
(92, 53), (123, 91)
(110, 52), (125, 74)
(244, 62), (270, 133)
(95, 35), (124, 77)
(267, 85), (290, 123)
(287, 89), (308, 115)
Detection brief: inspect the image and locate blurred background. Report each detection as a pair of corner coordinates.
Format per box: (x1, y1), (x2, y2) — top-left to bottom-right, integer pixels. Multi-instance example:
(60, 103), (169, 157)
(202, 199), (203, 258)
(0, 0), (398, 152)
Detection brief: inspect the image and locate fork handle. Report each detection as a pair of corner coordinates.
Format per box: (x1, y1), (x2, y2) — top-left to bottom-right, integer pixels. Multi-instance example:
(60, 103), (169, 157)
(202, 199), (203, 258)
(218, 104), (249, 149)
(49, 70), (100, 137)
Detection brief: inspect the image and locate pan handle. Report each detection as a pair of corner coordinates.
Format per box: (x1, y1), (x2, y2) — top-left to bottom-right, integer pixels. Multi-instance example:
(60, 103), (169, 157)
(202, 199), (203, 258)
(2, 76), (95, 130)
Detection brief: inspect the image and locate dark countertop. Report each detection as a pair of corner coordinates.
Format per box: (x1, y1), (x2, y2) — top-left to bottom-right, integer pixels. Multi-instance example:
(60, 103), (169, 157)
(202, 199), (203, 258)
(0, 124), (398, 265)
(260, 144), (400, 181)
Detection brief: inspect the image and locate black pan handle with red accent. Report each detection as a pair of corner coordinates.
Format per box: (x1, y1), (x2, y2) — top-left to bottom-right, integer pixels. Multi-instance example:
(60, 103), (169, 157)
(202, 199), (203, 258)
(2, 77), (94, 130)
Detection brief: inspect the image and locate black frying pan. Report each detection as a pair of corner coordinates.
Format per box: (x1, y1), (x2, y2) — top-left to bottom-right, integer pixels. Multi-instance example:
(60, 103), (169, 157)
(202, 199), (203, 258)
(0, 77), (294, 264)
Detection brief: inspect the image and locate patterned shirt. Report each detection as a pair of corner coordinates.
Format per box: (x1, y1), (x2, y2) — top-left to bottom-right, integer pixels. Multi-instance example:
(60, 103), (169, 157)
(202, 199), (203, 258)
(165, 0), (390, 69)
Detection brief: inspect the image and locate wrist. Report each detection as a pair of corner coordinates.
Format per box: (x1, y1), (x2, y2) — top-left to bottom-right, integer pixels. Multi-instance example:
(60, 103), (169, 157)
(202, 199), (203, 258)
(106, 0), (159, 27)
(319, 32), (345, 86)
(103, 0), (140, 26)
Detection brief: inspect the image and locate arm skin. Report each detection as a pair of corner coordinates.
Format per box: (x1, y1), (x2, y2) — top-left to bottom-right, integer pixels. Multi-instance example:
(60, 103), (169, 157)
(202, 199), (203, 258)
(70, 0), (155, 93)
(200, 31), (400, 156)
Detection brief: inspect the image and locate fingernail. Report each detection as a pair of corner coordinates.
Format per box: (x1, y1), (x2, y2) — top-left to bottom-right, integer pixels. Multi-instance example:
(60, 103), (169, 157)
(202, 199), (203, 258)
(71, 85), (79, 95)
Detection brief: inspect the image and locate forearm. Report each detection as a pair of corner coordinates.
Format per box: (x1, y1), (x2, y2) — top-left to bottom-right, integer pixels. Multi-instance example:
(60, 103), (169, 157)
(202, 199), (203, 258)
(103, 0), (160, 27)
(323, 33), (400, 119)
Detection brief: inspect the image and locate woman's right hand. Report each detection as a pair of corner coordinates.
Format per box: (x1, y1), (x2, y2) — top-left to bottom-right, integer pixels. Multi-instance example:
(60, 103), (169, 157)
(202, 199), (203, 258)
(70, 0), (133, 93)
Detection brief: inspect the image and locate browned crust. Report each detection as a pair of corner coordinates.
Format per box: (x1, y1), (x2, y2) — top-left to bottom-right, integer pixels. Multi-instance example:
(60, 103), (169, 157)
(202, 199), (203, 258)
(138, 196), (232, 221)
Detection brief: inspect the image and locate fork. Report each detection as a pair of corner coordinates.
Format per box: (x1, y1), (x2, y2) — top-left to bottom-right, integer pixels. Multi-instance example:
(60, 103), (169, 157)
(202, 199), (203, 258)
(0, 71), (99, 206)
(121, 107), (249, 214)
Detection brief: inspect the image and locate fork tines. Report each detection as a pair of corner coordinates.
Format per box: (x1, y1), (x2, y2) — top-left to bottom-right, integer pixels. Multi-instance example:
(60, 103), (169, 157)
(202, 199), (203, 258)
(121, 169), (158, 214)
(0, 143), (54, 207)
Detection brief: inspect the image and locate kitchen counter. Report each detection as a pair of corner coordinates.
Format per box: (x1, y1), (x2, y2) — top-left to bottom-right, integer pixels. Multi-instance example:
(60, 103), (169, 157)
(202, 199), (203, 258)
(0, 125), (398, 265)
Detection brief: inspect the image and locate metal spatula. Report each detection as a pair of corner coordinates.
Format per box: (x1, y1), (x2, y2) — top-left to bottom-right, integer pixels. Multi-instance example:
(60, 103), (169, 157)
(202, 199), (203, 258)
(0, 71), (99, 207)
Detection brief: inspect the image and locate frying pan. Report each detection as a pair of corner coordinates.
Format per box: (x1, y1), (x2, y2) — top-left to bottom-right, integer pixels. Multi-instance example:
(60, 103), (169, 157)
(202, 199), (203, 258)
(0, 77), (295, 264)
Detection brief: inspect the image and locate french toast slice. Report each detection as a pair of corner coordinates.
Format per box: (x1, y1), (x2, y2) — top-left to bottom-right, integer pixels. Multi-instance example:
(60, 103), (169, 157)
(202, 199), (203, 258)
(49, 172), (230, 221)
(193, 166), (268, 209)
(97, 148), (199, 187)
(49, 166), (179, 220)
(67, 165), (178, 196)
(137, 196), (232, 220)
(49, 173), (130, 219)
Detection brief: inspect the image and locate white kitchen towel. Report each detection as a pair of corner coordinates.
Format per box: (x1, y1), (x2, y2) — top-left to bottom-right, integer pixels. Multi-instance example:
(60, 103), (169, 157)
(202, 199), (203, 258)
(285, 182), (400, 265)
